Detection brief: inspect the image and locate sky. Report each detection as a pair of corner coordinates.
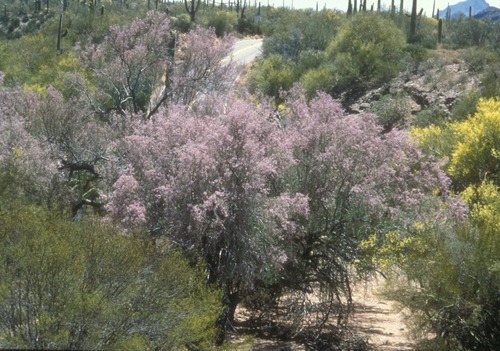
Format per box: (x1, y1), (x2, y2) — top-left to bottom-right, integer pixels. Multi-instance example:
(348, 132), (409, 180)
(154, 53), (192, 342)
(264, 0), (500, 16)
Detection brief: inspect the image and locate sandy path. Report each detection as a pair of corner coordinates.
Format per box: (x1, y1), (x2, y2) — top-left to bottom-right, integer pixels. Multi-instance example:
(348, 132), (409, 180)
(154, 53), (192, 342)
(231, 277), (415, 350)
(349, 278), (415, 351)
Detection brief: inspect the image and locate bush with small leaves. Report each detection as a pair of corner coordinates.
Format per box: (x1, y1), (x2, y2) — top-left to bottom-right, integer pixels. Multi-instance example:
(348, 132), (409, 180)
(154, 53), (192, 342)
(413, 104), (449, 128)
(173, 13), (192, 32)
(261, 9), (344, 62)
(248, 54), (298, 102)
(207, 10), (237, 37)
(300, 64), (336, 99)
(369, 93), (413, 131)
(445, 17), (491, 49)
(450, 90), (481, 122)
(0, 197), (222, 350)
(325, 13), (406, 94)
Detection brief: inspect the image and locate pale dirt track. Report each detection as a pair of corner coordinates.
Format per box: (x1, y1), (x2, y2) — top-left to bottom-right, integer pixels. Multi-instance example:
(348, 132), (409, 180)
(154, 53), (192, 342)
(348, 278), (415, 351)
(231, 277), (415, 351)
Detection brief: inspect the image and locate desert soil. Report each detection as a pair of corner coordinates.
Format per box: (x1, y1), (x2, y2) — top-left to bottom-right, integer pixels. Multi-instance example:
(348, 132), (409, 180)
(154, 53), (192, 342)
(348, 278), (415, 351)
(231, 277), (415, 351)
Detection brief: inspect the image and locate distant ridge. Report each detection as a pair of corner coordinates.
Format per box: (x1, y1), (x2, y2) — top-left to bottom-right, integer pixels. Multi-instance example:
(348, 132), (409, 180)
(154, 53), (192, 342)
(438, 0), (489, 18)
(474, 6), (500, 21)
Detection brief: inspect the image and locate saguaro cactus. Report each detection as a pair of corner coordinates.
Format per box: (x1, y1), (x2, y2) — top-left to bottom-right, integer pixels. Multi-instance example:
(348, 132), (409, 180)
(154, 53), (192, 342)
(409, 0), (417, 42)
(438, 18), (443, 43)
(240, 0), (246, 19)
(56, 13), (63, 52)
(184, 0), (201, 22)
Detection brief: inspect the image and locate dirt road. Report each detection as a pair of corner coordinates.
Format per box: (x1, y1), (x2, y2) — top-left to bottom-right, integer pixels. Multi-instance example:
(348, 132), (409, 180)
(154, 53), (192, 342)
(349, 278), (415, 351)
(231, 277), (415, 350)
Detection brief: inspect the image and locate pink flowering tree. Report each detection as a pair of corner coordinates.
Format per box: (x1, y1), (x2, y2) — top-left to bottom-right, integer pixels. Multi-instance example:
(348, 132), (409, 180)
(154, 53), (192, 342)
(0, 85), (60, 203)
(0, 81), (111, 215)
(81, 11), (174, 117)
(278, 90), (461, 331)
(81, 11), (236, 119)
(107, 94), (308, 341)
(30, 87), (112, 215)
(107, 88), (461, 341)
(170, 27), (236, 106)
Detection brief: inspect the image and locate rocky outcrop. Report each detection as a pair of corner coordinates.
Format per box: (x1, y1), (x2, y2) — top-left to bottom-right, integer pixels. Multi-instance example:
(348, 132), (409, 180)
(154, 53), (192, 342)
(348, 56), (480, 117)
(474, 6), (500, 22)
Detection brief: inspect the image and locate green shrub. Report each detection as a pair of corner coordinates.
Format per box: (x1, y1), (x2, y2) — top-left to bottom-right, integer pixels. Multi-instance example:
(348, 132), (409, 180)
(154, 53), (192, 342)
(406, 17), (439, 49)
(413, 104), (448, 127)
(326, 13), (406, 94)
(462, 47), (499, 73)
(261, 9), (344, 62)
(253, 9), (343, 98)
(0, 198), (222, 350)
(300, 9), (345, 52)
(384, 224), (500, 350)
(451, 90), (481, 122)
(237, 16), (261, 36)
(207, 11), (237, 37)
(0, 15), (8, 26)
(459, 47), (500, 99)
(262, 26), (303, 61)
(26, 18), (38, 32)
(248, 54), (298, 101)
(300, 65), (336, 99)
(445, 17), (491, 48)
(369, 93), (413, 131)
(297, 49), (326, 73)
(403, 43), (429, 71)
(9, 17), (19, 29)
(173, 13), (192, 33)
(481, 66), (500, 98)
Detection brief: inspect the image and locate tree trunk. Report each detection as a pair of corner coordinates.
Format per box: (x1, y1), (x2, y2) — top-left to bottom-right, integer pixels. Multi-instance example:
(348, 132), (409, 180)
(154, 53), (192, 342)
(215, 290), (240, 345)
